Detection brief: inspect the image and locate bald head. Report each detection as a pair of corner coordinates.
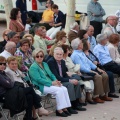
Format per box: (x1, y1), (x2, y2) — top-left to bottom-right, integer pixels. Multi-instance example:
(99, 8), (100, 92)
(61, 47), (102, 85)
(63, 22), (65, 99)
(86, 25), (94, 36)
(5, 41), (16, 51)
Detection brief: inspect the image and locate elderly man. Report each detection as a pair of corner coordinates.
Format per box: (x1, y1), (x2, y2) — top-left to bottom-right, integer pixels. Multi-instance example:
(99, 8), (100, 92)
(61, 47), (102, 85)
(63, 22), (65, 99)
(71, 38), (112, 103)
(87, 0), (106, 38)
(86, 25), (97, 51)
(7, 31), (20, 45)
(33, 26), (55, 55)
(68, 22), (80, 43)
(0, 41), (16, 59)
(102, 15), (118, 36)
(93, 33), (120, 76)
(47, 47), (86, 112)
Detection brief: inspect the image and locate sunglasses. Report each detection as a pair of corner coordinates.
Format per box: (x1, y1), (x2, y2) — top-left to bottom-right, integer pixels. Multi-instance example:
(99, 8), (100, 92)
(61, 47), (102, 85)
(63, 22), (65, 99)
(0, 63), (6, 66)
(36, 55), (44, 58)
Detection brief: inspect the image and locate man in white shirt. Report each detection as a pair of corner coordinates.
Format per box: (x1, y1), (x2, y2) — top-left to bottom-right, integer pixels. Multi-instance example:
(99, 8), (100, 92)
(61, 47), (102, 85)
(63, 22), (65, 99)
(0, 42), (16, 59)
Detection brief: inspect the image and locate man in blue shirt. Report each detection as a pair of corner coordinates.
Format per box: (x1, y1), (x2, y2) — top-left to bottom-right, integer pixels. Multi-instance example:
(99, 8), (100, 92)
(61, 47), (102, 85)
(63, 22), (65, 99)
(86, 25), (97, 51)
(93, 33), (120, 76)
(71, 38), (112, 103)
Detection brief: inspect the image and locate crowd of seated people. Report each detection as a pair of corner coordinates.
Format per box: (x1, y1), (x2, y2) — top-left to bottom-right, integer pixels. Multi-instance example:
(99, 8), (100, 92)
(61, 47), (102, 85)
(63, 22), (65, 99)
(0, 0), (120, 119)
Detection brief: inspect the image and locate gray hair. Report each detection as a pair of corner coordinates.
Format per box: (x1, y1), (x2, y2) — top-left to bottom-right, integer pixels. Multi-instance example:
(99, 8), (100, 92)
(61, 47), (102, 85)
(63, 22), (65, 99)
(34, 26), (42, 33)
(70, 22), (78, 29)
(85, 25), (93, 31)
(5, 41), (16, 51)
(7, 31), (17, 40)
(54, 47), (64, 54)
(32, 48), (44, 58)
(71, 38), (81, 50)
(96, 33), (108, 43)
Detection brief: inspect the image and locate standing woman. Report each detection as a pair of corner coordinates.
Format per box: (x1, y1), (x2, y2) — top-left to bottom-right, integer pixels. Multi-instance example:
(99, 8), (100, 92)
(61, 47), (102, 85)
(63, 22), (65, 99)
(16, 0), (27, 26)
(9, 8), (25, 33)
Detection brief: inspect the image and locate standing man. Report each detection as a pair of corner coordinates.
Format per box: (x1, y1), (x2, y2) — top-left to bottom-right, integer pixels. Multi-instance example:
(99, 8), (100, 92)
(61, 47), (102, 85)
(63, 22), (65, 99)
(87, 0), (106, 38)
(16, 0), (27, 26)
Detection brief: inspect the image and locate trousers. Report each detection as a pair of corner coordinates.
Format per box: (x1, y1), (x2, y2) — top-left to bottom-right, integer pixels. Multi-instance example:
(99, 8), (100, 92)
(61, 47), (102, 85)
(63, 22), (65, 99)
(87, 73), (109, 95)
(47, 26), (62, 39)
(44, 86), (71, 110)
(62, 82), (81, 101)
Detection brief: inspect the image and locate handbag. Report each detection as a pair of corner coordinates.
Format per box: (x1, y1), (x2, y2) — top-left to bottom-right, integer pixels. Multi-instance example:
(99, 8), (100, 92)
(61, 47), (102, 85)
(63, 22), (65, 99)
(70, 74), (82, 81)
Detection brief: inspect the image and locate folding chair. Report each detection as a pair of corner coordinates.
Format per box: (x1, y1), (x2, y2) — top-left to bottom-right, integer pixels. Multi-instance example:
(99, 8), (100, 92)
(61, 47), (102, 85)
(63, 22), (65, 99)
(113, 74), (120, 92)
(0, 102), (8, 120)
(25, 72), (56, 111)
(0, 102), (21, 120)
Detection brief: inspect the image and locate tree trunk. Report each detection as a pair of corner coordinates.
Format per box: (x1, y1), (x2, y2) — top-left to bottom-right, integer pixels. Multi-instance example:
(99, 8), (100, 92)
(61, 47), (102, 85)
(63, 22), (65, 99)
(65, 0), (76, 34)
(3, 0), (13, 29)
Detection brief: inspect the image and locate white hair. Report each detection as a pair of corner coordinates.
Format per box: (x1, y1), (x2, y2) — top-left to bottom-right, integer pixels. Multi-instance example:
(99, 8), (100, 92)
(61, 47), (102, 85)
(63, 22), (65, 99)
(70, 22), (78, 29)
(96, 33), (108, 43)
(5, 41), (16, 51)
(54, 47), (64, 54)
(71, 38), (81, 50)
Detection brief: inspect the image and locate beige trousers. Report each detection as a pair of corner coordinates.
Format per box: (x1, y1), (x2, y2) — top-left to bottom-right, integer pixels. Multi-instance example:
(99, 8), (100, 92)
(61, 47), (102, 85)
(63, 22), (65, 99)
(93, 73), (109, 96)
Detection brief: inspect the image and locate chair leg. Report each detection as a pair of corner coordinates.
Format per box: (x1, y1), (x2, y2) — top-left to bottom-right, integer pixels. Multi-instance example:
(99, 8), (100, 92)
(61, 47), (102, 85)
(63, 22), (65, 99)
(0, 106), (8, 120)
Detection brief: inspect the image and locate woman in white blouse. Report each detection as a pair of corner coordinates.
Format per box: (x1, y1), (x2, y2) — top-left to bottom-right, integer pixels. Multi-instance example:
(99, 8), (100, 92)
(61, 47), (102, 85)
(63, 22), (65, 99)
(107, 34), (120, 64)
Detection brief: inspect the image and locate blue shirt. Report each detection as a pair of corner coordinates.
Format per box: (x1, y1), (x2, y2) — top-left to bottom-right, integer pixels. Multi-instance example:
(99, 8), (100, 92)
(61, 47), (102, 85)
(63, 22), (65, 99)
(88, 36), (97, 51)
(71, 50), (97, 73)
(93, 44), (112, 65)
(87, 0), (105, 22)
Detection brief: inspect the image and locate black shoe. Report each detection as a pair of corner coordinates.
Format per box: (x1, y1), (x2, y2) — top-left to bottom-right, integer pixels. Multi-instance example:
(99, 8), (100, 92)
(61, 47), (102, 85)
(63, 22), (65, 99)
(73, 106), (87, 111)
(67, 107), (78, 114)
(64, 111), (71, 116)
(79, 102), (87, 106)
(56, 110), (68, 117)
(87, 100), (97, 104)
(0, 112), (2, 118)
(108, 93), (119, 98)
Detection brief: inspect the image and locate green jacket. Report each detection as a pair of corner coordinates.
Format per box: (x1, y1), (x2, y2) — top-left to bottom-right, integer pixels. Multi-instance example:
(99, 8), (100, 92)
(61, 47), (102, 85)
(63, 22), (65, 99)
(29, 61), (56, 93)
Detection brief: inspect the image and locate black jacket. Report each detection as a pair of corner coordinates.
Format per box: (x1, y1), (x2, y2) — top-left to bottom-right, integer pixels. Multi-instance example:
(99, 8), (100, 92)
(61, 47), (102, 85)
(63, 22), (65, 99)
(47, 57), (70, 82)
(5, 82), (27, 117)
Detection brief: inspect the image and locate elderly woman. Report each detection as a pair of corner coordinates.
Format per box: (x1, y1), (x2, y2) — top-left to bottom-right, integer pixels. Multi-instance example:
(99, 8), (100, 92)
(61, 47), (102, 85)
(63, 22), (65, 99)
(71, 38), (113, 103)
(5, 56), (51, 119)
(23, 34), (35, 51)
(61, 44), (96, 104)
(15, 38), (34, 72)
(0, 56), (48, 120)
(9, 8), (24, 33)
(83, 39), (119, 98)
(29, 48), (72, 117)
(107, 34), (120, 64)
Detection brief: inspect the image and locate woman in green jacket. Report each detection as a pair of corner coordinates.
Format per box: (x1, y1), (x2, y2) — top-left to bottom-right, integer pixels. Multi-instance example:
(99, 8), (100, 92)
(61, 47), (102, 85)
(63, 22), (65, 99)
(29, 48), (72, 117)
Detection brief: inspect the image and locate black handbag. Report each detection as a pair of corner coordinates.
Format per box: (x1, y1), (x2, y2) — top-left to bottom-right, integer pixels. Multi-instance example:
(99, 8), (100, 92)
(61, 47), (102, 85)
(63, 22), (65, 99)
(70, 74), (82, 81)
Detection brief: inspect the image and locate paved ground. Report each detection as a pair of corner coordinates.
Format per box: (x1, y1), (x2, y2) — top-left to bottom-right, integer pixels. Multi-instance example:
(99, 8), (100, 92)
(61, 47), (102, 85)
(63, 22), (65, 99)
(0, 22), (120, 120)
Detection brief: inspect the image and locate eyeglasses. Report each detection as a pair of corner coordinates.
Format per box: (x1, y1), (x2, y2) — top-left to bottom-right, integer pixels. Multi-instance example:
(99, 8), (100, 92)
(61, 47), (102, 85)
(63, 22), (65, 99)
(36, 55), (44, 58)
(4, 34), (8, 36)
(0, 63), (6, 66)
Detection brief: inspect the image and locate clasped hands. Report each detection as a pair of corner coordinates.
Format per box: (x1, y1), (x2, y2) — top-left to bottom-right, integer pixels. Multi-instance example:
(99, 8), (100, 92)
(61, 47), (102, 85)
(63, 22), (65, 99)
(52, 80), (62, 87)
